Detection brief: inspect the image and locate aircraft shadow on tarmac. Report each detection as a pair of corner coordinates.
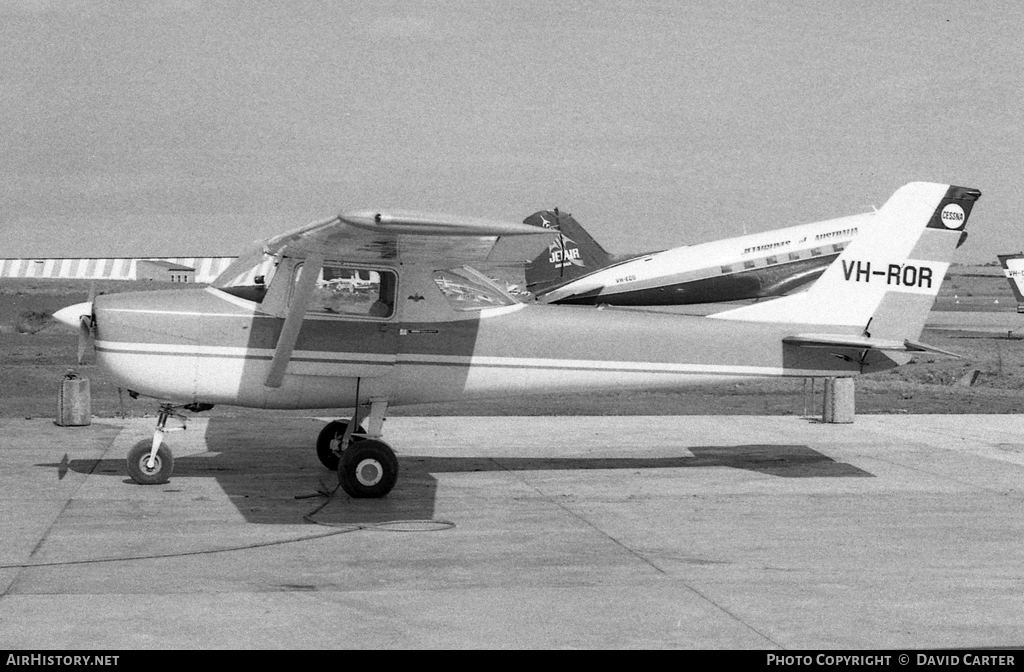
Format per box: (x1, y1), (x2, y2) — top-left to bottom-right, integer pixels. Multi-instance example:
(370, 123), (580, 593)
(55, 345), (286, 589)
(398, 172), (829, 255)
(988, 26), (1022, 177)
(40, 418), (872, 526)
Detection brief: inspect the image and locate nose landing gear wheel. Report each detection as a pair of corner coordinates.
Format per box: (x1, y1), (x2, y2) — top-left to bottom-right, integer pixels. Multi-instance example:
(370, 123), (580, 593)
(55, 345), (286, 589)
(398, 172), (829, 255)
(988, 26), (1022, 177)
(316, 420), (366, 471)
(337, 439), (399, 498)
(126, 440), (174, 485)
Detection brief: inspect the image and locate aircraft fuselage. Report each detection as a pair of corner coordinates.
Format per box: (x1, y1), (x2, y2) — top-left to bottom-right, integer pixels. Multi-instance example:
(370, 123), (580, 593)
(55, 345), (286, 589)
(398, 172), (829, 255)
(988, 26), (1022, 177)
(93, 285), (892, 410)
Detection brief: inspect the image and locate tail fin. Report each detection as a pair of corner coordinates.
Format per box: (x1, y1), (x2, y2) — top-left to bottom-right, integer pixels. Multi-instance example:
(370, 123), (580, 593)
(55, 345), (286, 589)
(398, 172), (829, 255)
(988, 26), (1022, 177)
(712, 182), (981, 344)
(524, 209), (614, 295)
(996, 253), (1024, 309)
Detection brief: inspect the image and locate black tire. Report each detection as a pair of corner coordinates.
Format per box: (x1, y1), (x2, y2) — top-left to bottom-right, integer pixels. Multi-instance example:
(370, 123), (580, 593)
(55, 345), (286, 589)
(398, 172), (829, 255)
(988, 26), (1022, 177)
(315, 420), (366, 471)
(126, 439), (174, 485)
(338, 439), (399, 498)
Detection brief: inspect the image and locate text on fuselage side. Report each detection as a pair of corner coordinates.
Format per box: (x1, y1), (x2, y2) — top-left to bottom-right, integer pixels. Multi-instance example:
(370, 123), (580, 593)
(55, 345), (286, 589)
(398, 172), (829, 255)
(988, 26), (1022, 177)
(743, 240), (790, 255)
(742, 227), (857, 256)
(842, 260), (934, 288)
(815, 227), (857, 241)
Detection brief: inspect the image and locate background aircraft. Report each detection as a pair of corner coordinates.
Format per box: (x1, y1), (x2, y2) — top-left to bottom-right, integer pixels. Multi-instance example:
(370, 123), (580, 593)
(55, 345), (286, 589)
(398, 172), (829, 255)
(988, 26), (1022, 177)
(997, 252), (1024, 312)
(524, 207), (871, 305)
(918, 253), (1024, 339)
(53, 182), (979, 498)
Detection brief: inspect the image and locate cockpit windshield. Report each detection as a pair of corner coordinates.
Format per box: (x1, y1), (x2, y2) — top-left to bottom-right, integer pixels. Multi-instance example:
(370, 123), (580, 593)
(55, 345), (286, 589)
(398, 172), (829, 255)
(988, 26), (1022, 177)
(432, 267), (518, 311)
(211, 244), (277, 303)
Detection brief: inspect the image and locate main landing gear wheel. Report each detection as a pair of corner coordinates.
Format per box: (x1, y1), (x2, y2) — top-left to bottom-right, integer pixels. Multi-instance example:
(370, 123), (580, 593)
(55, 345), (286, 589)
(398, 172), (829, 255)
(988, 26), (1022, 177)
(338, 439), (399, 499)
(316, 420), (366, 471)
(126, 439), (174, 485)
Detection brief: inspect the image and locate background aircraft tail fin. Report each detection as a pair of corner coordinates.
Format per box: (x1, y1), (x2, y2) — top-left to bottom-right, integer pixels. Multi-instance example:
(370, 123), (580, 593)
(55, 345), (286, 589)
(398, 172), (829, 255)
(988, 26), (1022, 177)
(996, 253), (1024, 309)
(711, 182), (981, 344)
(524, 209), (614, 295)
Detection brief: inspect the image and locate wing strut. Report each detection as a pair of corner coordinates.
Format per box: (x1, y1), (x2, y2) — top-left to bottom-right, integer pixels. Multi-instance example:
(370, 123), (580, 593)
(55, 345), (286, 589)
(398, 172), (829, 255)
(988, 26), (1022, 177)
(344, 378), (389, 446)
(265, 253), (324, 388)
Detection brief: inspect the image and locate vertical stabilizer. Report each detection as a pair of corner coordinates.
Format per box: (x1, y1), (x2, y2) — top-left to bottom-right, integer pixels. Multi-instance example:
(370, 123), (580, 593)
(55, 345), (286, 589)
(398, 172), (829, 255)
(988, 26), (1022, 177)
(712, 182), (981, 344)
(524, 209), (614, 295)
(996, 253), (1024, 309)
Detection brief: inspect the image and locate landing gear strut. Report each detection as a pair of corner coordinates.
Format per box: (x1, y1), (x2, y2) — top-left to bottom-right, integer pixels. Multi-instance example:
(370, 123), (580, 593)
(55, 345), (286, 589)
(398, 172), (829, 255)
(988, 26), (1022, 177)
(318, 396), (398, 498)
(126, 403), (187, 485)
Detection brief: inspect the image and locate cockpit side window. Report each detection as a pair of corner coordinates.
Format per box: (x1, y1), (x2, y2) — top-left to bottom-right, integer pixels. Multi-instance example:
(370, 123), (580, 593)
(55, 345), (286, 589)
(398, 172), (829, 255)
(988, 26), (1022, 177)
(295, 262), (397, 319)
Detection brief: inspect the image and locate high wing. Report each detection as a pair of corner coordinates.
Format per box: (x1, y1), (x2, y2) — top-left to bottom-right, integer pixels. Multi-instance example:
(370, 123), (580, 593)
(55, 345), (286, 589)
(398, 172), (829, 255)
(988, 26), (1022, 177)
(261, 210), (557, 267)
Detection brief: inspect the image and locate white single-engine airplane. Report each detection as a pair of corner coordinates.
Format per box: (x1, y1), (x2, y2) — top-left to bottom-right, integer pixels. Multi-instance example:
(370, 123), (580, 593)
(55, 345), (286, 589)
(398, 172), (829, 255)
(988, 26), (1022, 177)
(525, 203), (881, 305)
(54, 182), (979, 497)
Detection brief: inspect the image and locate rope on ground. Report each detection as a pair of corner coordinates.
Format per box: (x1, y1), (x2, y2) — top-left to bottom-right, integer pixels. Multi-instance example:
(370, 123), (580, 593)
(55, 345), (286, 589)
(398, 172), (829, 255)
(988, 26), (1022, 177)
(300, 478), (457, 533)
(0, 480), (454, 570)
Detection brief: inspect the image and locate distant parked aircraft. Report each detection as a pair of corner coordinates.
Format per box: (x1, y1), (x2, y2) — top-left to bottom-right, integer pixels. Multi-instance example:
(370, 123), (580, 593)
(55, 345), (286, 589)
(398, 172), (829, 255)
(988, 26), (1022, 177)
(524, 207), (871, 305)
(997, 253), (1024, 313)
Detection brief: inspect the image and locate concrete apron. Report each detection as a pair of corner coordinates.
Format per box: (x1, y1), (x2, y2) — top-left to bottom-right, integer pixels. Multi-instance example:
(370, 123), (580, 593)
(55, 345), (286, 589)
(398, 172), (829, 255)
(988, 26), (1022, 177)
(0, 414), (1021, 649)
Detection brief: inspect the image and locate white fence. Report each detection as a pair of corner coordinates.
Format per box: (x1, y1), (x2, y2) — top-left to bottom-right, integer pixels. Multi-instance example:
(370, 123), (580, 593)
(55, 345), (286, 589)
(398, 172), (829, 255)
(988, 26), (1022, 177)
(0, 257), (237, 284)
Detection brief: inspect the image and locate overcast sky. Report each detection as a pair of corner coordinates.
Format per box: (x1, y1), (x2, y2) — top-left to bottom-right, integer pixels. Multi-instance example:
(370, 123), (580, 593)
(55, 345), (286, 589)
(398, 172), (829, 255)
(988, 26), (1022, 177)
(2, 1), (1020, 262)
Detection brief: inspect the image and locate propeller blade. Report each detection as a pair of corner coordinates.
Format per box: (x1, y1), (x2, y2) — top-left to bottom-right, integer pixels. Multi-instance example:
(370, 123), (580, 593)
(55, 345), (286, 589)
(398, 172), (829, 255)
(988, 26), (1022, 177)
(53, 301), (95, 365)
(77, 314), (94, 365)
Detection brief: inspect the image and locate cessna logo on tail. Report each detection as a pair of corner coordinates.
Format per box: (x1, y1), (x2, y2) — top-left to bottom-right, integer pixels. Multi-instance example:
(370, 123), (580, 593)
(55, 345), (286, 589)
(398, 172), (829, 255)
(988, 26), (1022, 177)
(842, 260), (935, 288)
(940, 203), (966, 229)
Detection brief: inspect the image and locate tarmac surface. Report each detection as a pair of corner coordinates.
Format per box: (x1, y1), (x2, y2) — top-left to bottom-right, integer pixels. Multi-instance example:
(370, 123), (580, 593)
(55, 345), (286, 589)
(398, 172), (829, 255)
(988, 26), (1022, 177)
(1, 413), (1022, 650)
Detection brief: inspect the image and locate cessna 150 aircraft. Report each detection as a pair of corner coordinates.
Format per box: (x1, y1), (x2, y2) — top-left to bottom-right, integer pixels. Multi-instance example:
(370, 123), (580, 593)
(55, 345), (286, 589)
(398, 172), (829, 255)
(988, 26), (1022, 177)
(53, 182), (979, 498)
(525, 205), (868, 305)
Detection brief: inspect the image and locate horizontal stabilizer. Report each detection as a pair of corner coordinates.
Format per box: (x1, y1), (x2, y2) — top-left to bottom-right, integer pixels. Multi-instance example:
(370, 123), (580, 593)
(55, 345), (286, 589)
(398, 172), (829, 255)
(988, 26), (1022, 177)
(902, 340), (962, 358)
(783, 333), (961, 358)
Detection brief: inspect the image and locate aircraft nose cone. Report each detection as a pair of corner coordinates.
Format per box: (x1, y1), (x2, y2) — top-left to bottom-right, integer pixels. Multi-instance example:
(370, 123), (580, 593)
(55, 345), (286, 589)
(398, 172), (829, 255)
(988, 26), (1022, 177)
(53, 301), (93, 328)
